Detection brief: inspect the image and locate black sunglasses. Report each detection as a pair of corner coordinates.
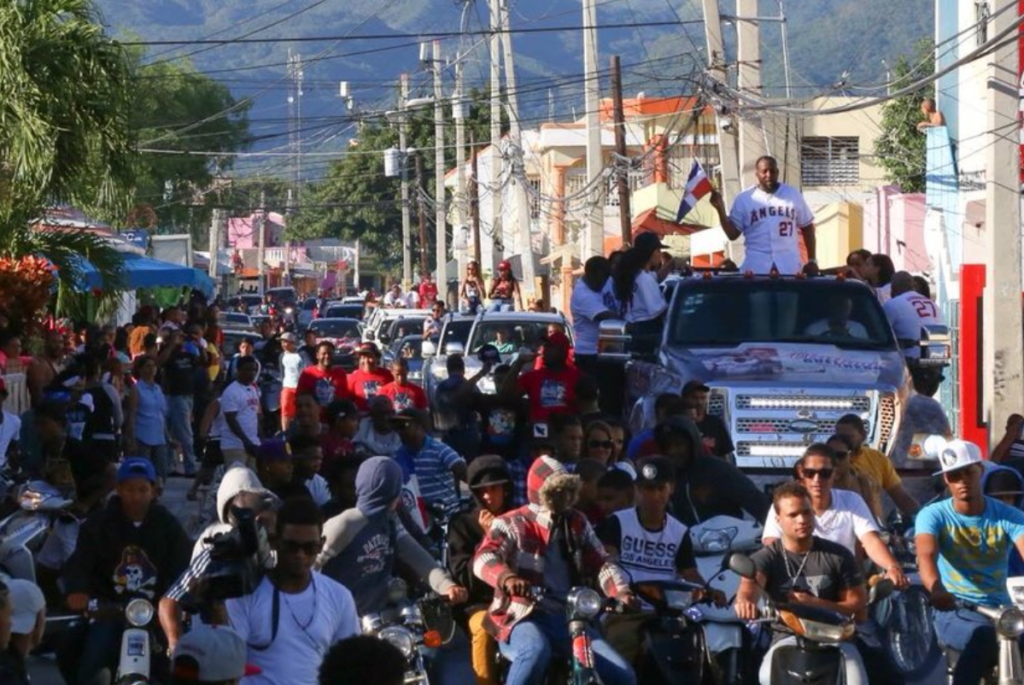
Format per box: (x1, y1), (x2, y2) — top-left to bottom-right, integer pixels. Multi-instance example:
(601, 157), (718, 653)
(588, 440), (614, 449)
(279, 539), (321, 556)
(801, 468), (834, 480)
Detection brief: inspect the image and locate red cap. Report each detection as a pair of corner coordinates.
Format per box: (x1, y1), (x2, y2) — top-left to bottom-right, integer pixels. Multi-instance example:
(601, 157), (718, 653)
(0, 377), (7, 395)
(498, 260), (512, 271)
(545, 331), (571, 349)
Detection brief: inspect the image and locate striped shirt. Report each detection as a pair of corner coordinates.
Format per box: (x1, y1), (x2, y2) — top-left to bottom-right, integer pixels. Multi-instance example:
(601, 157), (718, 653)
(394, 437), (465, 515)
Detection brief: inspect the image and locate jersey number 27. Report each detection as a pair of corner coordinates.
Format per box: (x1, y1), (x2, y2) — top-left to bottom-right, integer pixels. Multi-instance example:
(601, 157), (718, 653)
(778, 221), (794, 237)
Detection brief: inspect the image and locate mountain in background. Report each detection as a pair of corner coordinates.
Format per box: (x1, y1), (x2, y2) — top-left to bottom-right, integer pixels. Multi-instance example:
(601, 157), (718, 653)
(100, 0), (932, 176)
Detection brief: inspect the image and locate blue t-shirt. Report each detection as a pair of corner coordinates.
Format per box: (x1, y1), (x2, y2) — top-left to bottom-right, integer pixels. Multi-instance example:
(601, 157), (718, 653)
(916, 496), (1024, 606)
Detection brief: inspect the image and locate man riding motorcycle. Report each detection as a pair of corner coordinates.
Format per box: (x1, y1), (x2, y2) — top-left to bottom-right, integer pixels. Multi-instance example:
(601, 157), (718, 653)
(472, 456), (637, 685)
(917, 440), (1024, 685)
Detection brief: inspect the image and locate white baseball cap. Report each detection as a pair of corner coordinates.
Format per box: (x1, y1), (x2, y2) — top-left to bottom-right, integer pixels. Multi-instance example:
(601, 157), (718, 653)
(933, 439), (984, 476)
(8, 579), (45, 635)
(172, 625), (259, 682)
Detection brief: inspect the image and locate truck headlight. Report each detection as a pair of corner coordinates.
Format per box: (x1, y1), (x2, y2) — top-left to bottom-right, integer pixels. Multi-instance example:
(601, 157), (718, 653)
(125, 598), (154, 627)
(379, 626), (416, 658)
(567, 588), (603, 620)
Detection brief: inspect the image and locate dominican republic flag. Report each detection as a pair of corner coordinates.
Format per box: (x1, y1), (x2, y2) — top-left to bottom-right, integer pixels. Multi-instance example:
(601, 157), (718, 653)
(675, 160), (714, 222)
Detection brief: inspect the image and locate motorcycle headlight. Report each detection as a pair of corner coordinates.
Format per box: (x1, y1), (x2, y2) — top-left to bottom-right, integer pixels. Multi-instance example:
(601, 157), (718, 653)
(795, 617), (855, 643)
(567, 588), (603, 620)
(379, 626), (416, 658)
(125, 598), (154, 627)
(694, 526), (739, 554)
(285, 307), (294, 315)
(664, 589), (694, 611)
(400, 603), (424, 627)
(997, 607), (1024, 638)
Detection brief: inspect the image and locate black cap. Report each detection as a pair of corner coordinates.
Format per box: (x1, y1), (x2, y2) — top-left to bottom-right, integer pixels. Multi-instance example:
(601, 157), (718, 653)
(682, 380), (711, 395)
(636, 456), (676, 485)
(477, 343), (502, 365)
(392, 407), (430, 427)
(634, 232), (666, 253)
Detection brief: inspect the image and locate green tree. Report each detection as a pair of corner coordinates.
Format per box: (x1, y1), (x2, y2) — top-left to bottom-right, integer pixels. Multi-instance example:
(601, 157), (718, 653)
(288, 89), (504, 271)
(875, 39), (935, 193)
(130, 51), (252, 241)
(0, 0), (135, 317)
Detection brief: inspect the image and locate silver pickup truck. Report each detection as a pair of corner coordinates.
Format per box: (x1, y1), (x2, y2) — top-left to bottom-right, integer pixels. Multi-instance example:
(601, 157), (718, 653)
(602, 274), (950, 476)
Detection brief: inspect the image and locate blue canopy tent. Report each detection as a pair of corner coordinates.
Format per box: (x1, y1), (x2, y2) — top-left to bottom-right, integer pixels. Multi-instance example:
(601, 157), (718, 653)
(76, 253), (215, 297)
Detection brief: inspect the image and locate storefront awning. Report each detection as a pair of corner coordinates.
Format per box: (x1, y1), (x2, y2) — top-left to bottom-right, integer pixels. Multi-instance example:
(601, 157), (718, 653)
(76, 253), (214, 294)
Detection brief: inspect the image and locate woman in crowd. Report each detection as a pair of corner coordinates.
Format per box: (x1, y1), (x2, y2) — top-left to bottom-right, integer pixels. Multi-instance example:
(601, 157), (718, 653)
(461, 260), (485, 314)
(123, 355), (171, 479)
(612, 232), (670, 356)
(487, 260), (523, 311)
(863, 253), (896, 304)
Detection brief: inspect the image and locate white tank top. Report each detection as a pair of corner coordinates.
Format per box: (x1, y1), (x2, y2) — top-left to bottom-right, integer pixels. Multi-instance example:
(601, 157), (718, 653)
(612, 508), (689, 583)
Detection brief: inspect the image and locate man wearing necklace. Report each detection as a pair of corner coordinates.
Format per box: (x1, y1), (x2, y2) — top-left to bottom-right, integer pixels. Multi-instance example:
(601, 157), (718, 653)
(761, 443), (908, 590)
(734, 482), (870, 685)
(227, 497), (359, 685)
(917, 440), (1024, 685)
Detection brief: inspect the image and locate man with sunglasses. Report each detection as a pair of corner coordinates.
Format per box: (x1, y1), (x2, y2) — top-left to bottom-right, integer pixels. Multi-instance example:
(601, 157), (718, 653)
(227, 497), (359, 685)
(423, 301), (445, 341)
(917, 440), (1024, 685)
(762, 444), (908, 590)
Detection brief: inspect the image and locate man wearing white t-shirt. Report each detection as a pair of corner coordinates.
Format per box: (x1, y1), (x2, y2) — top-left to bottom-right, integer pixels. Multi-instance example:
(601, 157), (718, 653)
(570, 256), (616, 376)
(762, 444), (908, 589)
(883, 271), (944, 359)
(220, 356), (262, 465)
(710, 156), (817, 275)
(228, 498), (359, 685)
(0, 378), (21, 470)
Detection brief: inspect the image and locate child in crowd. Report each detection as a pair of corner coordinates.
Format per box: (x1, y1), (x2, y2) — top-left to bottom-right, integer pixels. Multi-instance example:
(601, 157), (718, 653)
(596, 468), (635, 519)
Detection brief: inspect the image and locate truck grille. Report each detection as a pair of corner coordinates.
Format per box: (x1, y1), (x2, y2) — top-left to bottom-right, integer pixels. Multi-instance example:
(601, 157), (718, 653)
(736, 395), (871, 412)
(735, 442), (810, 459)
(877, 392), (896, 451)
(735, 418), (838, 435)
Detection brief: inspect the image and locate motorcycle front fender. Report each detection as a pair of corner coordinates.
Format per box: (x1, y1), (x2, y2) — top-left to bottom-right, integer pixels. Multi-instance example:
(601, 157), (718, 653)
(769, 643), (843, 685)
(116, 627), (151, 683)
(703, 622), (743, 653)
(640, 624), (705, 684)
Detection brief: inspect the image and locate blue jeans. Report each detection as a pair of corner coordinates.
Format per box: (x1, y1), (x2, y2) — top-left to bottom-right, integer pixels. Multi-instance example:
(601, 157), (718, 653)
(935, 607), (1022, 685)
(499, 610), (636, 685)
(167, 394), (196, 474)
(57, 619), (122, 685)
(488, 298), (514, 312)
(430, 626), (476, 685)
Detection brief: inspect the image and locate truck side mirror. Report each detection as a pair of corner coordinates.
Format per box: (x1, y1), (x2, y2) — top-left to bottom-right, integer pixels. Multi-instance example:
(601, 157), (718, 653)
(598, 320), (631, 360)
(918, 324), (951, 366)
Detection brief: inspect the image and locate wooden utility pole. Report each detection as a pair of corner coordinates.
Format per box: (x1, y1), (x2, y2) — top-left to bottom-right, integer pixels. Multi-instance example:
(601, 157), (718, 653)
(983, 1), (1024, 446)
(582, 0), (603, 260)
(610, 56), (631, 246)
(256, 191), (266, 294)
(399, 74), (412, 290)
(414, 153), (429, 276)
(470, 134), (482, 267)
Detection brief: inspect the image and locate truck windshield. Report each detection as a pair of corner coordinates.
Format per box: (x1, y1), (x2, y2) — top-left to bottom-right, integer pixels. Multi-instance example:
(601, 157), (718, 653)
(667, 280), (895, 350)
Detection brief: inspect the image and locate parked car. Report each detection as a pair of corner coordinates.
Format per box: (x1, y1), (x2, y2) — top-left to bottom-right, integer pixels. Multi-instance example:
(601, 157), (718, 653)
(362, 308), (431, 346)
(383, 334), (426, 385)
(218, 311), (255, 331)
(322, 302), (365, 321)
(421, 313), (474, 403)
(226, 294), (263, 314)
(297, 297), (320, 330)
(308, 317), (363, 357)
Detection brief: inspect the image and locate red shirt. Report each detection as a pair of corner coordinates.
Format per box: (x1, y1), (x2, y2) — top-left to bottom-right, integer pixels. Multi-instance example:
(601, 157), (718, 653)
(380, 381), (428, 412)
(347, 368), (396, 410)
(516, 366), (580, 423)
(418, 281), (438, 307)
(320, 432), (356, 480)
(297, 366), (350, 408)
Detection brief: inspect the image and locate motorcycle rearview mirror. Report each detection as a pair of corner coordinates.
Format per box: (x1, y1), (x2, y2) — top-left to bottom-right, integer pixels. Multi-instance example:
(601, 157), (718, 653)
(868, 577), (895, 605)
(727, 553), (756, 580)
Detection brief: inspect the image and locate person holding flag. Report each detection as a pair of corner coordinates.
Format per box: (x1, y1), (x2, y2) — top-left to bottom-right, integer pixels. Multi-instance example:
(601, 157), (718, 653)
(675, 159), (715, 223)
(707, 155), (817, 275)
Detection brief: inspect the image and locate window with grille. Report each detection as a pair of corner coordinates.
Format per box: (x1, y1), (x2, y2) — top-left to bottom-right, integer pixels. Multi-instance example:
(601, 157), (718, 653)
(801, 136), (860, 187)
(527, 179), (541, 219)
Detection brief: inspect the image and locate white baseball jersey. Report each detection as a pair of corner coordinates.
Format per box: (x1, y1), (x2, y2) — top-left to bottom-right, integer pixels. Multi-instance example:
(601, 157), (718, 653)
(728, 182), (814, 275)
(883, 291), (944, 359)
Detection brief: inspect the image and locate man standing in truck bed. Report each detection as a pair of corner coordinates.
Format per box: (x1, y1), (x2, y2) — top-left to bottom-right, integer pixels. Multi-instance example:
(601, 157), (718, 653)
(710, 155), (817, 276)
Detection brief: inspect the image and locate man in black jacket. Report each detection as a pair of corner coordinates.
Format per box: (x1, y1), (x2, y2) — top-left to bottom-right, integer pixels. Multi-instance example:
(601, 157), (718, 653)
(58, 458), (192, 685)
(447, 454), (513, 685)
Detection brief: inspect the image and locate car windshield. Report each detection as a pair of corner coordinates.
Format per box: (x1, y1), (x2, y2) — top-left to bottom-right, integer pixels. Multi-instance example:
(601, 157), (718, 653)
(440, 320), (474, 350)
(310, 320), (361, 338)
(220, 312), (250, 324)
(387, 318), (426, 340)
(325, 305), (363, 319)
(391, 336), (424, 360)
(469, 320), (568, 354)
(667, 280), (895, 350)
(301, 299), (317, 310)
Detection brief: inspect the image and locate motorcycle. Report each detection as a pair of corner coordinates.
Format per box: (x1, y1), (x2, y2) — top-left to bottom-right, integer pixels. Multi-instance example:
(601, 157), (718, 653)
(874, 511), (940, 680)
(689, 515), (763, 684)
(361, 579), (456, 685)
(81, 597), (159, 685)
(727, 553), (894, 685)
(0, 480), (74, 582)
(944, 577), (1024, 685)
(630, 578), (717, 685)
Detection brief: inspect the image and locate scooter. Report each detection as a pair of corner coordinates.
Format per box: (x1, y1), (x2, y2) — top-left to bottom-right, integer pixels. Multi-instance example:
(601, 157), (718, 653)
(0, 480), (74, 582)
(630, 579), (714, 685)
(944, 577), (1024, 685)
(728, 553), (894, 685)
(82, 597), (158, 685)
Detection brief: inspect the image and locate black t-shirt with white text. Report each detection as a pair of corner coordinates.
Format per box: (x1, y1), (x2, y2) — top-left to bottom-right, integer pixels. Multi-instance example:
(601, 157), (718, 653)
(750, 537), (863, 605)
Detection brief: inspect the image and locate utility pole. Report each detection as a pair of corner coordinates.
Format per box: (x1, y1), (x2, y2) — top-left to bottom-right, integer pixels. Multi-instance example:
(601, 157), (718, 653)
(433, 40), (448, 289)
(453, 60), (468, 282)
(702, 0), (743, 264)
(414, 153), (429, 276)
(208, 208), (221, 281)
(470, 133), (482, 266)
(489, 0), (503, 271)
(500, 0), (535, 298)
(399, 74), (413, 290)
(582, 0), (603, 261)
(983, 2), (1024, 447)
(735, 0), (767, 181)
(610, 56), (631, 246)
(256, 191), (267, 295)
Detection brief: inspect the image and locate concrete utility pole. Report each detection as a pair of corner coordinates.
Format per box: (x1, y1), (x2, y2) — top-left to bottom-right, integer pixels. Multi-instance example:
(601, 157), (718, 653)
(701, 0), (743, 264)
(470, 133), (482, 266)
(983, 3), (1024, 446)
(582, 0), (604, 260)
(500, 0), (535, 298)
(454, 60), (468, 282)
(610, 55), (631, 246)
(208, 208), (221, 281)
(433, 40), (448, 289)
(399, 74), (413, 290)
(415, 153), (429, 276)
(489, 0), (504, 272)
(735, 0), (767, 180)
(257, 191), (267, 294)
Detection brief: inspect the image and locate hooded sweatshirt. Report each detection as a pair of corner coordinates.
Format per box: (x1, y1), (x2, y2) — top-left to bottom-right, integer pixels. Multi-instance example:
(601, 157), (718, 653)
(982, 463), (1024, 575)
(317, 456), (456, 616)
(472, 456), (628, 642)
(193, 465), (276, 561)
(448, 455), (513, 612)
(666, 417), (771, 526)
(63, 495), (191, 602)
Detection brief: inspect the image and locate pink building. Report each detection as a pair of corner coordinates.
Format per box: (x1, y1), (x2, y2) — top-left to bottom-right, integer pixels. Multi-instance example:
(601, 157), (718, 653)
(227, 211), (287, 249)
(861, 187), (932, 272)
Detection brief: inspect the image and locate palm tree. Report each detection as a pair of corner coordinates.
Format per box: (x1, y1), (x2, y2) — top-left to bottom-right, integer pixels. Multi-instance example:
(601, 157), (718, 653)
(0, 0), (135, 318)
